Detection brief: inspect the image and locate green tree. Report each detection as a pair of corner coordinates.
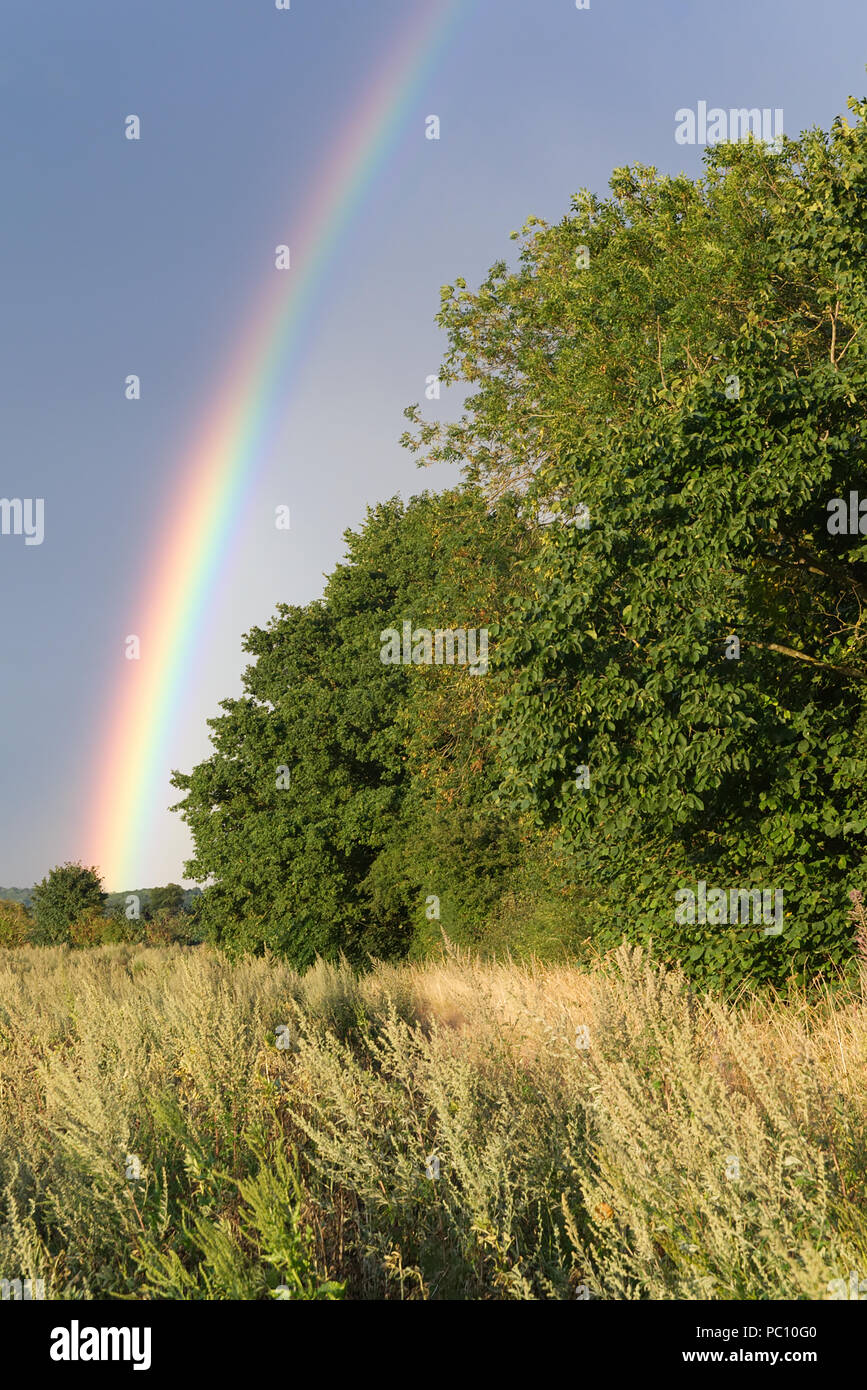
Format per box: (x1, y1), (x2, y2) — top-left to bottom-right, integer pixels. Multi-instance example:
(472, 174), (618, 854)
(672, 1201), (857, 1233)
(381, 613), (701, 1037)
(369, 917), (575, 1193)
(148, 883), (186, 916)
(174, 91), (867, 985)
(172, 487), (535, 964)
(31, 862), (107, 945)
(404, 103), (867, 988)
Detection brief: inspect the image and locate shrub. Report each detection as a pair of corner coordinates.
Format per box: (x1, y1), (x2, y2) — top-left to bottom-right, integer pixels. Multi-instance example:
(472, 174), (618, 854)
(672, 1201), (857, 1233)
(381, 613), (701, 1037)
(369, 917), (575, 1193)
(0, 900), (33, 947)
(31, 863), (106, 945)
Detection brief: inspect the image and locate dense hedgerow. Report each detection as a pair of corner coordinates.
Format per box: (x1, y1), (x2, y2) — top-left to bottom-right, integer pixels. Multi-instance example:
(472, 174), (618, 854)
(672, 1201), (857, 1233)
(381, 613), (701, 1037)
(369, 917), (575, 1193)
(166, 99), (867, 990)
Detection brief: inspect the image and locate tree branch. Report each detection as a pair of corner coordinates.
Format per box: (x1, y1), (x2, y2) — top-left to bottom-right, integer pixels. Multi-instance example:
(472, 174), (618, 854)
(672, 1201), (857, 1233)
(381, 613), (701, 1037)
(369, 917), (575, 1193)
(656, 317), (667, 388)
(770, 538), (867, 602)
(744, 639), (866, 681)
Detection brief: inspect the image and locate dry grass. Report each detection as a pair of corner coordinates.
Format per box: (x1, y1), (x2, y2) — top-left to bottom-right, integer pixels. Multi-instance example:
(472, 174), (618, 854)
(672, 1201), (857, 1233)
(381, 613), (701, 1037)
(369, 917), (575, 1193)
(0, 939), (864, 1299)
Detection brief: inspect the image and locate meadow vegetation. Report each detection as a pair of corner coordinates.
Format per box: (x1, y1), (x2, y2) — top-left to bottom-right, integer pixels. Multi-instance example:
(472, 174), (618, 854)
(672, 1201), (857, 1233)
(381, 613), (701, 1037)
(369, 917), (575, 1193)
(1, 940), (866, 1300)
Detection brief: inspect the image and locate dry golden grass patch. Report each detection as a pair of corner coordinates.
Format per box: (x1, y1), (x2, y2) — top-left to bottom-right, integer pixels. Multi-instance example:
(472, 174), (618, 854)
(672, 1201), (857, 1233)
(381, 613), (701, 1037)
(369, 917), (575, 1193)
(0, 940), (863, 1299)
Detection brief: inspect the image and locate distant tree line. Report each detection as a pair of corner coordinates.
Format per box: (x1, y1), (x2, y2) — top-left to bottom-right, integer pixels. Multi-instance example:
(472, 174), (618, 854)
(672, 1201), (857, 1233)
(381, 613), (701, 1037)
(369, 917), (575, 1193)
(0, 867), (203, 947)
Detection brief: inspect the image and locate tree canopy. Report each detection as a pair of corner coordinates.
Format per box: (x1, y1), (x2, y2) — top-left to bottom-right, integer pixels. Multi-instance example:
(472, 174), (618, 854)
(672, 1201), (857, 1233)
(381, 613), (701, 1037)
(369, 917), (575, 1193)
(174, 94), (867, 989)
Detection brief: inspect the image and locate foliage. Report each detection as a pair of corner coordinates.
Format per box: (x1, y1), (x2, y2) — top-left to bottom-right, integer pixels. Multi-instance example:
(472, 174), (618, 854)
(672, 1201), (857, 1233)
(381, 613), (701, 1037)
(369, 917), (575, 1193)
(146, 884), (187, 917)
(133, 1141), (342, 1301)
(1, 879), (201, 952)
(103, 886), (202, 918)
(171, 489), (530, 965)
(132, 908), (203, 948)
(68, 906), (126, 948)
(169, 94), (867, 985)
(400, 100), (867, 988)
(30, 863), (107, 946)
(0, 900), (33, 947)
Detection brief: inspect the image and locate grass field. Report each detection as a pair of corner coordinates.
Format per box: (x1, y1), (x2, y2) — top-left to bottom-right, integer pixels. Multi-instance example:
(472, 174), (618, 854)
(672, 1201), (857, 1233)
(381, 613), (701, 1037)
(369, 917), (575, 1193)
(1, 939), (865, 1300)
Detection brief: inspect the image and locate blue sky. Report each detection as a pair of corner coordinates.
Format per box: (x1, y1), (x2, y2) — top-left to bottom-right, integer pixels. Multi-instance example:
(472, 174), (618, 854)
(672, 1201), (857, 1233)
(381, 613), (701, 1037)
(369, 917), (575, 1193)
(2, 0), (865, 890)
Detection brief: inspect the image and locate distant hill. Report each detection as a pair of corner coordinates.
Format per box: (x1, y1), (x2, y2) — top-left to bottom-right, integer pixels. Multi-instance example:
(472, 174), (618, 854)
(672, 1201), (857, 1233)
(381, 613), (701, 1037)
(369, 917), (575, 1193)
(0, 886), (203, 912)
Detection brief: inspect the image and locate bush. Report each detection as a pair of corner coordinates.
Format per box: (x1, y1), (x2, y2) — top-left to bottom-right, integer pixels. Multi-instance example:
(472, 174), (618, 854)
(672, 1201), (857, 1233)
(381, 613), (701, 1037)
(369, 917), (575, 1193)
(31, 863), (106, 945)
(0, 900), (33, 947)
(137, 908), (202, 947)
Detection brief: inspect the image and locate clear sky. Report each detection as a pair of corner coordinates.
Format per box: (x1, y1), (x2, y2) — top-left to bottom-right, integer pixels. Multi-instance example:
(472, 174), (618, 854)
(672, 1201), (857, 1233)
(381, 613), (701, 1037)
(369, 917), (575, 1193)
(2, 0), (866, 891)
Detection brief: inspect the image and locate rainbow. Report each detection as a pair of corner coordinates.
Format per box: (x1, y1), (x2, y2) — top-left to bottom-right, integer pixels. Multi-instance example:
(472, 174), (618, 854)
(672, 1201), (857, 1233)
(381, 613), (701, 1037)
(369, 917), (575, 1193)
(89, 0), (469, 890)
